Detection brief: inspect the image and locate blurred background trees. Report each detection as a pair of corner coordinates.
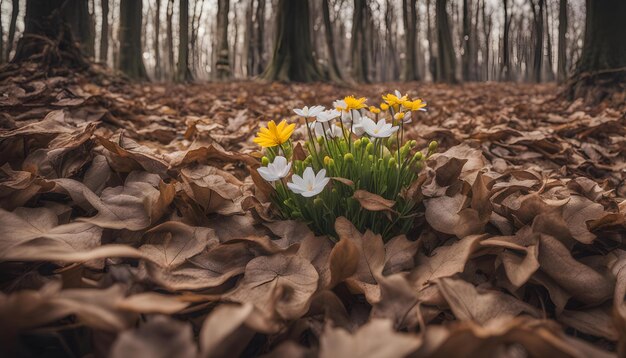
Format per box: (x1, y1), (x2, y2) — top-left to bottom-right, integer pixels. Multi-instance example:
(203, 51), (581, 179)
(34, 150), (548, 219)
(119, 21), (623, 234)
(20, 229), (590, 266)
(1, 0), (621, 96)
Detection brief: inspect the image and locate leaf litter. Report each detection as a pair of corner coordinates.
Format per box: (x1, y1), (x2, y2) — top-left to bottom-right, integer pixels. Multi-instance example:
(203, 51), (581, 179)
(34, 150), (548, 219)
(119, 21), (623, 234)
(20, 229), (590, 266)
(0, 66), (625, 357)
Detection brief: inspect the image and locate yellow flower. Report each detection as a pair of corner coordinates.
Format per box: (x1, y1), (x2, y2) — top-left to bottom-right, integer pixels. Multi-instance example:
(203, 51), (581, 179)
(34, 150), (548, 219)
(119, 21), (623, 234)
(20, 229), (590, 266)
(342, 96), (367, 110)
(369, 106), (381, 114)
(253, 120), (295, 148)
(394, 112), (405, 120)
(380, 103), (390, 111)
(382, 93), (408, 107)
(403, 99), (427, 111)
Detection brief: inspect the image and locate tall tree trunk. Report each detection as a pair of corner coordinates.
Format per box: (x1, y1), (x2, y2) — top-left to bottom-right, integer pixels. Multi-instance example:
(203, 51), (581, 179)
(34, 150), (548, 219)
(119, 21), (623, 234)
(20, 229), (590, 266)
(426, 0), (437, 81)
(544, 1), (555, 81)
(245, 0), (254, 76)
(166, 0), (175, 79)
(261, 0), (325, 82)
(557, 0), (567, 82)
(176, 0), (193, 81)
(481, 0), (492, 81)
(500, 0), (511, 80)
(153, 0), (161, 80)
(569, 0), (626, 101)
(214, 0), (231, 80)
(384, 0), (400, 81)
(0, 0), (4, 64)
(118, 0), (148, 80)
(255, 0), (266, 75)
(6, 0), (20, 62)
(99, 0), (109, 63)
(64, 0), (95, 57)
(322, 0), (342, 81)
(461, 0), (471, 81)
(402, 0), (419, 81)
(351, 0), (369, 82)
(435, 0), (457, 83)
(530, 0), (544, 83)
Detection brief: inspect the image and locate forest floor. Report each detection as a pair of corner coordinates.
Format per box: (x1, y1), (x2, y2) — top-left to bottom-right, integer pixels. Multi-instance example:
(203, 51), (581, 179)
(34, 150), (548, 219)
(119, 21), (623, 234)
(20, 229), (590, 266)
(1, 62), (626, 357)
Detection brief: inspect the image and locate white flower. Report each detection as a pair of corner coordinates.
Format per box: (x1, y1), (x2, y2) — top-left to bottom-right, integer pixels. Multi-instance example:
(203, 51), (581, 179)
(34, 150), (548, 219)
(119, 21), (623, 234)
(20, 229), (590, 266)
(316, 109), (340, 123)
(287, 167), (330, 197)
(308, 122), (325, 138)
(394, 111), (412, 124)
(294, 105), (325, 118)
(394, 89), (404, 98)
(350, 111), (366, 136)
(326, 124), (344, 138)
(257, 156), (291, 182)
(361, 117), (399, 138)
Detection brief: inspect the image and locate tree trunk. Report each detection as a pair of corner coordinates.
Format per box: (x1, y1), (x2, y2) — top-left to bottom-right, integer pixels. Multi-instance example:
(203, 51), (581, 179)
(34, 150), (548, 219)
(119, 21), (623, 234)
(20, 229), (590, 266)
(435, 0), (457, 83)
(0, 0), (4, 64)
(176, 0), (193, 81)
(530, 0), (544, 83)
(64, 0), (95, 58)
(384, 0), (400, 81)
(6, 0), (20, 62)
(426, 0), (437, 81)
(322, 0), (342, 81)
(166, 0), (175, 79)
(214, 0), (231, 80)
(500, 0), (511, 80)
(255, 0), (266, 75)
(261, 0), (325, 82)
(12, 0), (87, 67)
(153, 0), (161, 79)
(557, 0), (567, 82)
(99, 0), (109, 63)
(351, 0), (369, 82)
(568, 0), (626, 101)
(402, 0), (419, 81)
(544, 1), (555, 81)
(481, 0), (492, 81)
(461, 0), (471, 81)
(118, 0), (148, 80)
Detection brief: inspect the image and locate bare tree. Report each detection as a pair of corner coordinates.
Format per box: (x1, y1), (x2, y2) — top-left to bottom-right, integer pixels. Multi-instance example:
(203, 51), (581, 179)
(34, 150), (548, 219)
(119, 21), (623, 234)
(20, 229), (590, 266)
(500, 0), (512, 80)
(118, 0), (148, 79)
(99, 0), (109, 63)
(322, 0), (343, 81)
(402, 0), (419, 81)
(557, 0), (567, 82)
(351, 0), (370, 82)
(0, 0), (4, 64)
(166, 0), (175, 78)
(6, 0), (20, 62)
(153, 0), (161, 79)
(214, 0), (231, 80)
(176, 0), (193, 81)
(436, 0), (457, 82)
(530, 0), (545, 83)
(262, 0), (325, 82)
(569, 0), (626, 101)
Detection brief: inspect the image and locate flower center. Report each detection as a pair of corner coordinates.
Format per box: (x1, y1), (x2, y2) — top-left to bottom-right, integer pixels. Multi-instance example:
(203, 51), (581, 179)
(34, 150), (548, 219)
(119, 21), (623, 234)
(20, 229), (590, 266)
(307, 183), (314, 191)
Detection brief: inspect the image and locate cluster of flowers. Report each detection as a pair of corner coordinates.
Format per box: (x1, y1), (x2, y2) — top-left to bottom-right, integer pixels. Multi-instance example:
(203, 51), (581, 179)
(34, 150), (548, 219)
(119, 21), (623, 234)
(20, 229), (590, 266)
(253, 91), (436, 240)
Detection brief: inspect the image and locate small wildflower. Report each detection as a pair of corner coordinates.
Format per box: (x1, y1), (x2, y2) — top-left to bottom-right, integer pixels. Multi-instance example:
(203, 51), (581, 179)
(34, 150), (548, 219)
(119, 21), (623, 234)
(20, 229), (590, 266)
(257, 156), (291, 182)
(403, 99), (427, 112)
(361, 117), (399, 138)
(287, 167), (330, 197)
(253, 120), (295, 148)
(293, 105), (325, 118)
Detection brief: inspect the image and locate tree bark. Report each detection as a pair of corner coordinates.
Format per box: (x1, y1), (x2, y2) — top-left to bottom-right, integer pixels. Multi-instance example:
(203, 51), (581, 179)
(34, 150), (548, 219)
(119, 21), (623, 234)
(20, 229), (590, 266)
(557, 0), (567, 82)
(426, 0), (437, 81)
(569, 0), (626, 101)
(176, 0), (193, 81)
(384, 0), (400, 81)
(99, 0), (109, 63)
(322, 0), (342, 81)
(461, 0), (471, 81)
(435, 0), (457, 83)
(63, 0), (95, 58)
(6, 0), (20, 62)
(530, 0), (544, 83)
(118, 0), (148, 80)
(500, 0), (511, 80)
(214, 0), (231, 80)
(166, 0), (175, 78)
(402, 0), (419, 81)
(351, 0), (369, 82)
(255, 0), (266, 75)
(481, 0), (492, 81)
(153, 0), (161, 79)
(261, 0), (325, 82)
(0, 0), (4, 64)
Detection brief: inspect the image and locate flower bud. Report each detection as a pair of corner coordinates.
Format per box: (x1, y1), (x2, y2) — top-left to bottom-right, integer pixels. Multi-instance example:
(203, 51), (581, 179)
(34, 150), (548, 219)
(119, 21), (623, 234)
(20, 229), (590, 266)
(413, 151), (423, 161)
(361, 137), (370, 145)
(400, 144), (410, 158)
(344, 153), (354, 163)
(328, 158), (336, 169)
(394, 112), (405, 121)
(428, 140), (438, 153)
(380, 103), (389, 111)
(366, 142), (374, 154)
(369, 106), (381, 114)
(368, 154), (374, 162)
(324, 155), (331, 166)
(409, 140), (417, 147)
(313, 197), (324, 208)
(354, 139), (362, 150)
(261, 156), (269, 166)
(388, 157), (397, 168)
